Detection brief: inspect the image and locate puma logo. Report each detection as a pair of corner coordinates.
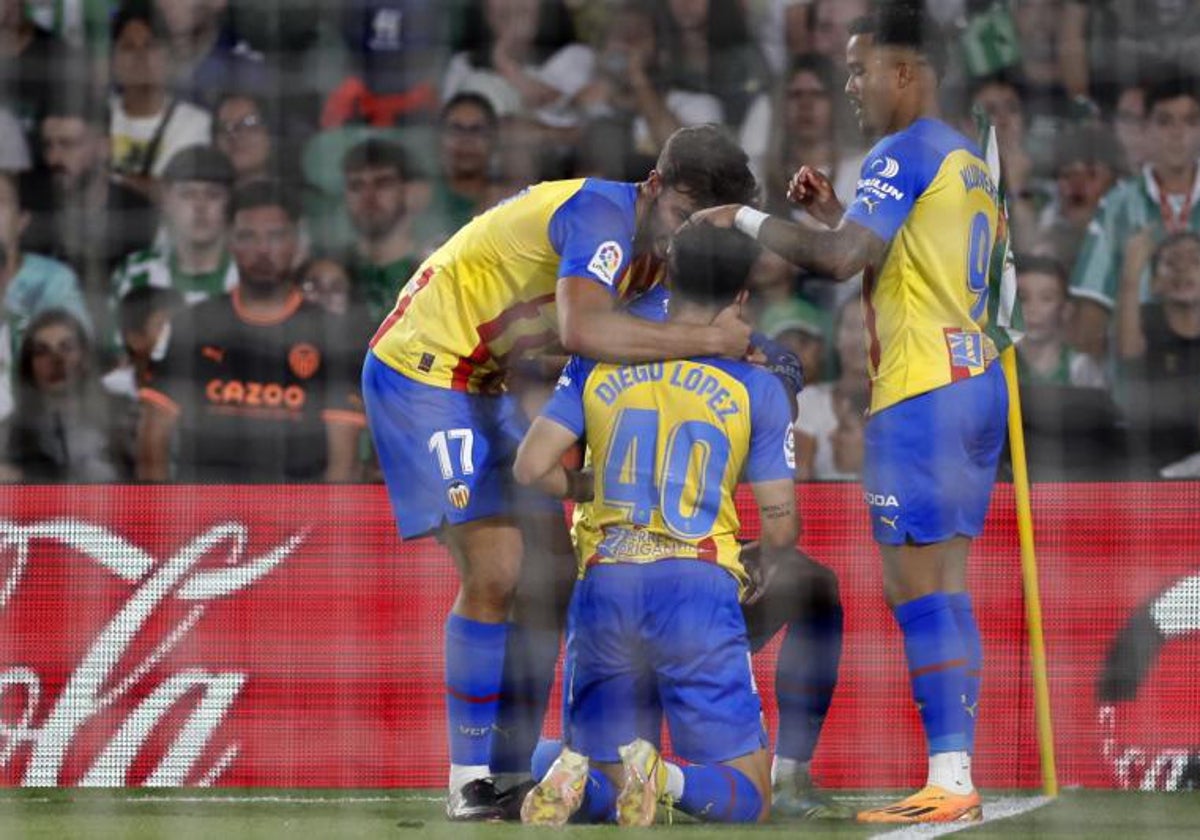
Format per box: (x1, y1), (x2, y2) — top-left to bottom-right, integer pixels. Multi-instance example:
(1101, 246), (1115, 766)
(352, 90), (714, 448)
(201, 345), (225, 364)
(964, 700), (978, 719)
(880, 515), (899, 530)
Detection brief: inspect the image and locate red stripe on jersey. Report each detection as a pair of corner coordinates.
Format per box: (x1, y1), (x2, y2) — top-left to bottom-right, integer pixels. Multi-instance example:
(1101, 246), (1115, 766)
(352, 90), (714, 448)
(910, 657), (969, 679)
(451, 342), (491, 391)
(495, 330), (560, 363)
(477, 292), (556, 342)
(445, 685), (502, 704)
(369, 266), (433, 348)
(450, 293), (557, 390)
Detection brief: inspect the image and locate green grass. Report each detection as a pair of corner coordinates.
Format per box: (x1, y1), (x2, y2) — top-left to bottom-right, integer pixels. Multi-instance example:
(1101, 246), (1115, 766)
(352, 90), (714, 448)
(0, 789), (1198, 838)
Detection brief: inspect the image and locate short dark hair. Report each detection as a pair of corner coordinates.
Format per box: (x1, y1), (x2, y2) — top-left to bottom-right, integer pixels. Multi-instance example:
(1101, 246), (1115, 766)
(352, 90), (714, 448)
(655, 125), (757, 208)
(230, 179), (301, 223)
(668, 224), (760, 307)
(342, 138), (410, 180)
(865, 1), (948, 80)
(1015, 253), (1069, 296)
(118, 285), (184, 335)
(1145, 71), (1200, 115)
(1151, 230), (1200, 275)
(439, 92), (498, 130)
(41, 96), (110, 132)
(111, 0), (168, 42)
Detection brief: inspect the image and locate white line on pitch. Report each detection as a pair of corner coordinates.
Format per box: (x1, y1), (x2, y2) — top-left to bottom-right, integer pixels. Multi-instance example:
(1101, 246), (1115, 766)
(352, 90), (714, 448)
(870, 795), (1053, 839)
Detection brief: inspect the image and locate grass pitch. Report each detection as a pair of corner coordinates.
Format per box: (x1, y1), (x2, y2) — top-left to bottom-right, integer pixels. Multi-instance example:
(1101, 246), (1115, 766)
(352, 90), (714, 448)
(0, 789), (1197, 838)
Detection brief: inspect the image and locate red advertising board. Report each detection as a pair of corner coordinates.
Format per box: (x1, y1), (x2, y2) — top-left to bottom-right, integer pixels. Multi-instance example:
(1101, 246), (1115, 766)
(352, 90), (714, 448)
(0, 484), (1196, 789)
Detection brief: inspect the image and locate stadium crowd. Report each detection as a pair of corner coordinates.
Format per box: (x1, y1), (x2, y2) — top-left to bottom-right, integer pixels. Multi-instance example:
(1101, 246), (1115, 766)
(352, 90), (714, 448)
(0, 0), (1198, 483)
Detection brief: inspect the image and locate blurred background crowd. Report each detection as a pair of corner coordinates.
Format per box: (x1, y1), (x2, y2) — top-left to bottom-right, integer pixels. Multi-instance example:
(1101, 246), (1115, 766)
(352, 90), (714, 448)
(1, 0), (1198, 483)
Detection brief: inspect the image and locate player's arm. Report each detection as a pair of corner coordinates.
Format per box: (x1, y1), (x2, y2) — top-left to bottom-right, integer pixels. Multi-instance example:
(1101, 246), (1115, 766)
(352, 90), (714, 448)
(685, 204), (887, 281)
(135, 397), (176, 481)
(512, 416), (591, 501)
(558, 276), (751, 361)
(512, 355), (594, 501)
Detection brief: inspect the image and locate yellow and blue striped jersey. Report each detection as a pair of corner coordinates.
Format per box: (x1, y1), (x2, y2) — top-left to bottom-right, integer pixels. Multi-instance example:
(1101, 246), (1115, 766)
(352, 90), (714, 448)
(842, 118), (1001, 414)
(542, 355), (795, 591)
(369, 178), (664, 393)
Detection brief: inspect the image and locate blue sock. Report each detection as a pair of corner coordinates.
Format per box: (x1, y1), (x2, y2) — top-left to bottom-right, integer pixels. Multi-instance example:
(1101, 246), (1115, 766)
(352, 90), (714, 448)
(775, 604), (843, 762)
(530, 739), (616, 823)
(445, 613), (508, 768)
(489, 623), (561, 776)
(947, 592), (983, 752)
(679, 765), (763, 823)
(893, 592), (970, 755)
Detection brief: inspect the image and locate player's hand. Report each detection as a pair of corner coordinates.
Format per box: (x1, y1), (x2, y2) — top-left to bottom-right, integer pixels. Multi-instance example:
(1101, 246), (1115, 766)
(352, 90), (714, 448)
(739, 540), (774, 606)
(787, 166), (844, 227)
(709, 300), (754, 359)
(685, 204), (743, 230)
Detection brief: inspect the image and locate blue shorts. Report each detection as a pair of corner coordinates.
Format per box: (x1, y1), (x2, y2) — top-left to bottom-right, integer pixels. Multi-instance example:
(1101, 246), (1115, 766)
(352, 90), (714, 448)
(862, 362), (1007, 546)
(564, 560), (766, 764)
(362, 352), (552, 539)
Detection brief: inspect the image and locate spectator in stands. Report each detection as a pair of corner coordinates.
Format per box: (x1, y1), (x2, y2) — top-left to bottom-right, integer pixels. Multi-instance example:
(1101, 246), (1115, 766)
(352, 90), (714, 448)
(1070, 73), (1200, 358)
(341, 139), (420, 327)
(136, 181), (364, 483)
(1034, 124), (1122, 271)
(111, 145), (237, 306)
(1016, 256), (1107, 387)
(746, 0), (814, 76)
(5, 309), (121, 482)
(32, 98), (158, 332)
(154, 0), (268, 110)
(1117, 229), (1200, 474)
(212, 90), (280, 188)
(651, 0), (772, 169)
(574, 2), (723, 180)
(1112, 79), (1149, 173)
(0, 106), (30, 171)
(0, 172), (92, 428)
(971, 72), (1039, 250)
(301, 256), (354, 318)
(762, 53), (864, 220)
(1060, 0), (1200, 109)
(809, 0), (868, 73)
(411, 93), (504, 251)
(759, 296), (829, 391)
(321, 0), (446, 128)
(0, 0), (85, 146)
(109, 3), (212, 199)
(793, 296), (869, 481)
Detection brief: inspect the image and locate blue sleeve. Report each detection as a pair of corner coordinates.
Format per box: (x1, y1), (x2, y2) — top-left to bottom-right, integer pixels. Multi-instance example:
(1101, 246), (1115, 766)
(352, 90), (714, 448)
(540, 356), (594, 438)
(548, 189), (634, 292)
(749, 332), (804, 414)
(624, 283), (670, 323)
(744, 370), (797, 483)
(842, 133), (937, 243)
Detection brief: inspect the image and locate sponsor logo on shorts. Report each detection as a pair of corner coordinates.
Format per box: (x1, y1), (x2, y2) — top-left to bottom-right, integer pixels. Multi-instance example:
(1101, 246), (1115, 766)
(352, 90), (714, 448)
(587, 241), (624, 286)
(879, 514), (899, 530)
(864, 491), (900, 508)
(447, 480), (471, 509)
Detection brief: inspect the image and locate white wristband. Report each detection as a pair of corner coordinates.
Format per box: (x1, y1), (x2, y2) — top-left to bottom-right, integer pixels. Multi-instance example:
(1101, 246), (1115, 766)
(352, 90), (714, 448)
(733, 206), (769, 240)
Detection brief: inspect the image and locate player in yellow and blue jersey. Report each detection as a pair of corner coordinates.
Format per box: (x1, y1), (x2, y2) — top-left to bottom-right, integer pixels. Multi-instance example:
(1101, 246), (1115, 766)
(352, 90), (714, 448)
(690, 2), (1007, 825)
(361, 126), (758, 820)
(511, 225), (799, 826)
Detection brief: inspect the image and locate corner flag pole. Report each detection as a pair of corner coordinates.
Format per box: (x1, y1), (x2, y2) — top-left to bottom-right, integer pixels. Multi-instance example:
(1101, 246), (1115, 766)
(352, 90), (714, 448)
(981, 118), (1059, 798)
(1000, 348), (1059, 798)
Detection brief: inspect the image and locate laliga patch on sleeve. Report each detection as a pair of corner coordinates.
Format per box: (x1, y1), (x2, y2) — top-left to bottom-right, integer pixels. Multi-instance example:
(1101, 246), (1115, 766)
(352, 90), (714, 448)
(784, 428), (796, 470)
(587, 241), (624, 286)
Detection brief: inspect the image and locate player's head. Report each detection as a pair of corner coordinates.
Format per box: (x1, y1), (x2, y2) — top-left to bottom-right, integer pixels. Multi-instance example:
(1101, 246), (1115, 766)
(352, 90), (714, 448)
(667, 224), (760, 316)
(844, 2), (945, 137)
(642, 125), (757, 259)
(229, 179), (303, 293)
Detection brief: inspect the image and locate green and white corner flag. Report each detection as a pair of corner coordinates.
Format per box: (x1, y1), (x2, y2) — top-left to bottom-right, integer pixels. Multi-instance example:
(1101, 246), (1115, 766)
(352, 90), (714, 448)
(980, 122), (1024, 351)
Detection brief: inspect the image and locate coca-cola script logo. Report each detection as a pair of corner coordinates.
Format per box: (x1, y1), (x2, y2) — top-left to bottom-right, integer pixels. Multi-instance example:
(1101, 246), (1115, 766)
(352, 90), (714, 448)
(0, 519), (306, 786)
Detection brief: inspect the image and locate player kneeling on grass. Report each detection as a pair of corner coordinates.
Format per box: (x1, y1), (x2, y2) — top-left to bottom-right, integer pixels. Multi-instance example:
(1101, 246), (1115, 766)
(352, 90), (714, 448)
(510, 225), (799, 826)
